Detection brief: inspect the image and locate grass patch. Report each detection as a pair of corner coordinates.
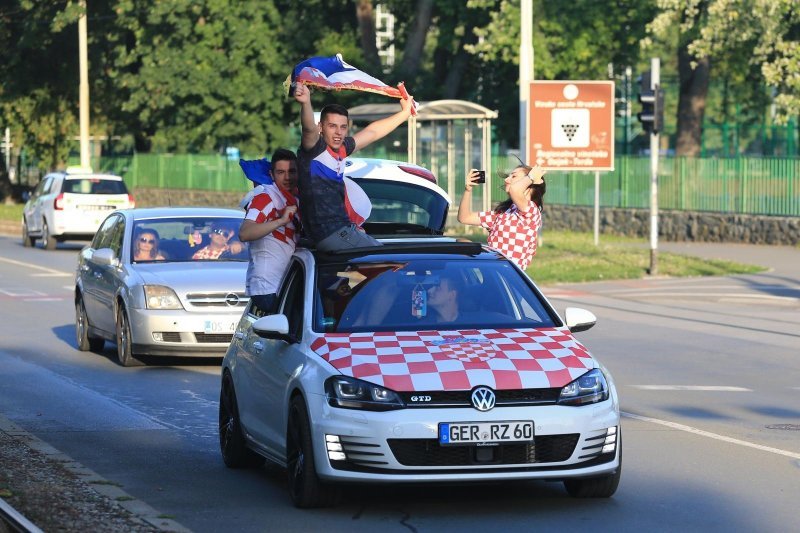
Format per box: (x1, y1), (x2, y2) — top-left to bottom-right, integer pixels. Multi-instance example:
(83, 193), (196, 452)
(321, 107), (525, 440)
(0, 203), (24, 222)
(449, 230), (765, 285)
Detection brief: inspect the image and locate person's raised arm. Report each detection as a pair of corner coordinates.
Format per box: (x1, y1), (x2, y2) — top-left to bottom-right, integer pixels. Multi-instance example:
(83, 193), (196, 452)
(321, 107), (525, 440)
(294, 83), (318, 151)
(509, 166), (546, 212)
(352, 95), (413, 152)
(457, 169), (482, 226)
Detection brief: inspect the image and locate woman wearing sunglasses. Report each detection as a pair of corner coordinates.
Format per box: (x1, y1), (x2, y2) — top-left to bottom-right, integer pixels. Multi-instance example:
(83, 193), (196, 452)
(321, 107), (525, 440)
(457, 164), (546, 271)
(192, 224), (244, 260)
(133, 230), (166, 261)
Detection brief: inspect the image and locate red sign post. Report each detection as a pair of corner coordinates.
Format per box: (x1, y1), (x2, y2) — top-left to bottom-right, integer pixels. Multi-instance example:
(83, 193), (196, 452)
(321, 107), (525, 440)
(528, 81), (615, 171)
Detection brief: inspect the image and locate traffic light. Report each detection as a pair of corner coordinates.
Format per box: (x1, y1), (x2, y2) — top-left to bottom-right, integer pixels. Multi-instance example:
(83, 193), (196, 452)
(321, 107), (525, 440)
(637, 70), (664, 134)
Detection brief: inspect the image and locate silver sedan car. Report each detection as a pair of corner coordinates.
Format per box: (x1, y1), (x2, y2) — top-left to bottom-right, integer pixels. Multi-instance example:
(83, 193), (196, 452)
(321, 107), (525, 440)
(75, 207), (250, 366)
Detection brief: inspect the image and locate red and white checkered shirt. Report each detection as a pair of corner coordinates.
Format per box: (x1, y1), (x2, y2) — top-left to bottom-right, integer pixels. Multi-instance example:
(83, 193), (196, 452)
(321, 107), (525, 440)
(479, 202), (542, 270)
(192, 245), (226, 260)
(244, 184), (299, 295)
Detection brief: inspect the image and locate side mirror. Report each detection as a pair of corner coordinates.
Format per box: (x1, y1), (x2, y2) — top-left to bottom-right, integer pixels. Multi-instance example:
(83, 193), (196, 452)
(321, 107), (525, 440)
(565, 307), (596, 333)
(90, 248), (118, 267)
(252, 314), (296, 343)
(22, 191), (31, 202)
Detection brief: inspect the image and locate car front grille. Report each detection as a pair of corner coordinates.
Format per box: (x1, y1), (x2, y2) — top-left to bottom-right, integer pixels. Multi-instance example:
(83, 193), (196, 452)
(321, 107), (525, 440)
(399, 388), (561, 408)
(387, 434), (579, 466)
(194, 333), (234, 343)
(185, 292), (249, 308)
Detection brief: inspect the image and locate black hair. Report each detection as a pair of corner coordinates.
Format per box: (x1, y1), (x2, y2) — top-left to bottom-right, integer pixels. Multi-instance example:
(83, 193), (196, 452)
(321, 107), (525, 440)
(494, 165), (547, 214)
(270, 148), (297, 167)
(320, 103), (349, 123)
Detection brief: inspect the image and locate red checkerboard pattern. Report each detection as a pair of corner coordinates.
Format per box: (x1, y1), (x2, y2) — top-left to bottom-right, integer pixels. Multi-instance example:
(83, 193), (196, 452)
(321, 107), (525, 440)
(479, 202), (542, 270)
(310, 328), (594, 391)
(246, 184), (298, 244)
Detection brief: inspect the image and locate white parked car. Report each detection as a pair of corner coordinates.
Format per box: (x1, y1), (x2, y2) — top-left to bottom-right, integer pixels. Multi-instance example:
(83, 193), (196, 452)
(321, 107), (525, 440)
(218, 162), (620, 508)
(23, 168), (135, 249)
(75, 207), (249, 366)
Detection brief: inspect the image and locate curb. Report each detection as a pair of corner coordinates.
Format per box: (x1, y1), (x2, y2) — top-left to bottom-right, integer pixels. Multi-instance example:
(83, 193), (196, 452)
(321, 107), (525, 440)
(0, 415), (190, 532)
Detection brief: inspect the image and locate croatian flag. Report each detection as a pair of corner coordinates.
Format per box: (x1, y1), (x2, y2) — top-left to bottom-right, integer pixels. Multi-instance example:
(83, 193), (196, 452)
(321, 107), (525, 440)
(289, 54), (415, 112)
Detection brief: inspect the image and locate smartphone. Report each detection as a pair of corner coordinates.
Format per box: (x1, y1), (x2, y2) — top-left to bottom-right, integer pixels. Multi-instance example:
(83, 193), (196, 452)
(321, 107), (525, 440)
(475, 170), (486, 184)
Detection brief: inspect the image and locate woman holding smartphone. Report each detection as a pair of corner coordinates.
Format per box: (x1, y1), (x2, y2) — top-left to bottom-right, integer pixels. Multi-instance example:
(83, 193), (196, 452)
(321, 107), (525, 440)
(457, 165), (546, 271)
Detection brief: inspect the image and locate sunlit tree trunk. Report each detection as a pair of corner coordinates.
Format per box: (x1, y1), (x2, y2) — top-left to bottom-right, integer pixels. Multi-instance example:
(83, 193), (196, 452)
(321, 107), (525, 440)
(356, 0), (380, 72)
(676, 46), (710, 157)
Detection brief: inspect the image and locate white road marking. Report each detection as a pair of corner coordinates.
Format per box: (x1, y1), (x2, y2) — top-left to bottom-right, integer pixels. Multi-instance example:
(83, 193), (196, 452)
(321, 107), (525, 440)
(31, 273), (72, 277)
(632, 385), (752, 392)
(0, 256), (72, 276)
(23, 298), (64, 302)
(0, 288), (47, 297)
(622, 411), (800, 460)
(608, 291), (799, 304)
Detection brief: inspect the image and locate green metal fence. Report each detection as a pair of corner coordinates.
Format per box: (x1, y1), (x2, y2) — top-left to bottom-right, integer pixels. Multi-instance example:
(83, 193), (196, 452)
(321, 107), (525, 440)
(87, 153), (800, 217)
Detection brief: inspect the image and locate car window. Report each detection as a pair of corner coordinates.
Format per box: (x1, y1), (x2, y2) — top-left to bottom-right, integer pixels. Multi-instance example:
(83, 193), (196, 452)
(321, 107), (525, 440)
(62, 178), (128, 195)
(315, 258), (558, 333)
(352, 179), (448, 234)
(91, 215), (120, 250)
(31, 178), (50, 198)
(107, 217), (126, 256)
(277, 263), (305, 340)
(131, 216), (247, 263)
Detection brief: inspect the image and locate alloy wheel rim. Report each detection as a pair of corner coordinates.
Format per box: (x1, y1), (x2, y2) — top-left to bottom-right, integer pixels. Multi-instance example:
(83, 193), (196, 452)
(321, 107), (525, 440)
(118, 313), (129, 357)
(76, 302), (86, 341)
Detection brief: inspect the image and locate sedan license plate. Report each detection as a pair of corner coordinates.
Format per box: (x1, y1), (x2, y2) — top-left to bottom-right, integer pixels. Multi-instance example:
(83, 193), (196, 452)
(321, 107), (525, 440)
(438, 421), (534, 446)
(204, 320), (236, 334)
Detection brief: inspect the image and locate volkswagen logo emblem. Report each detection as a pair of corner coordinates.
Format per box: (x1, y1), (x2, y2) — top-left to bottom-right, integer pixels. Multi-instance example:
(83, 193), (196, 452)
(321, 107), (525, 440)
(471, 387), (496, 412)
(224, 293), (240, 307)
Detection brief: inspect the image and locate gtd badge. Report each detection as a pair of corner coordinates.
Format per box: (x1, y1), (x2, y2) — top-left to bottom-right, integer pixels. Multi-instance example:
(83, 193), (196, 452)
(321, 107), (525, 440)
(410, 395), (432, 403)
(471, 387), (496, 412)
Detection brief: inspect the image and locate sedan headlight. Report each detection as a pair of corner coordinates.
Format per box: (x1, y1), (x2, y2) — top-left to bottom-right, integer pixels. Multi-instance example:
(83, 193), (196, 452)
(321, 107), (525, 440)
(143, 285), (183, 310)
(325, 376), (405, 411)
(558, 369), (609, 406)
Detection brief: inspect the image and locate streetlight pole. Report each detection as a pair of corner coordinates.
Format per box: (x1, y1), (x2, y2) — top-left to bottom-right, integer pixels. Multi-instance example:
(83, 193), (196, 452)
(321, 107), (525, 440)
(78, 0), (91, 169)
(519, 0), (533, 164)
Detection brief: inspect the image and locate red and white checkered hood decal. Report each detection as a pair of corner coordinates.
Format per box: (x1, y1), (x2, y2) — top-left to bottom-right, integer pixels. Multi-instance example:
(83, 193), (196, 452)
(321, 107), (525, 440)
(309, 328), (595, 391)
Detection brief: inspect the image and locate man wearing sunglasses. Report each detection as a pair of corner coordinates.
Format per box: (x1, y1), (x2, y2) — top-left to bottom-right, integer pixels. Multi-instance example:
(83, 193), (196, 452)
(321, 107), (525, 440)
(192, 223), (245, 260)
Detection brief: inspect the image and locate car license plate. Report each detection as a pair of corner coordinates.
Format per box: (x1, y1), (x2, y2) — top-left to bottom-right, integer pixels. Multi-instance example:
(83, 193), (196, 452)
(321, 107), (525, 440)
(204, 320), (236, 334)
(438, 421), (534, 446)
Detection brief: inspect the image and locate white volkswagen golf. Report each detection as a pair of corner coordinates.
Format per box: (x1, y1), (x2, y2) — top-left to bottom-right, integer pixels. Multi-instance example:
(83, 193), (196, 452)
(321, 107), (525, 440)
(219, 239), (621, 508)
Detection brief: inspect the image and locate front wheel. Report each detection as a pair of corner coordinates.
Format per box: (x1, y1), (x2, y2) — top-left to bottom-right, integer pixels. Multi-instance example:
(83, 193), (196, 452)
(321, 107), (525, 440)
(22, 219), (35, 247)
(75, 296), (104, 352)
(219, 373), (265, 468)
(115, 306), (143, 367)
(564, 442), (621, 498)
(41, 221), (56, 250)
(286, 395), (339, 508)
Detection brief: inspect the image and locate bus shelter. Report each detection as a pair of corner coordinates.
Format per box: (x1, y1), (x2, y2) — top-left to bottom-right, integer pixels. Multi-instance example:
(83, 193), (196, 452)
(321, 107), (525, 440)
(348, 100), (499, 214)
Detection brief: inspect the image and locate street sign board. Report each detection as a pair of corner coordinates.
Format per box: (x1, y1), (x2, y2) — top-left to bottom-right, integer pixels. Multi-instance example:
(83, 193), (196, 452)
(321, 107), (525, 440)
(528, 81), (615, 171)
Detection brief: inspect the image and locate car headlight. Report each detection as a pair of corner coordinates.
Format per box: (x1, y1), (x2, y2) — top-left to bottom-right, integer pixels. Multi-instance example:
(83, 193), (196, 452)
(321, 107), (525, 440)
(325, 376), (405, 411)
(558, 369), (609, 406)
(143, 285), (183, 310)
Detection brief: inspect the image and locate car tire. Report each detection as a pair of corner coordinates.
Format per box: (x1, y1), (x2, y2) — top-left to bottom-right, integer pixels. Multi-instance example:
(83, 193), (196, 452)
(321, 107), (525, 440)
(115, 306), (143, 367)
(75, 296), (104, 352)
(286, 395), (340, 508)
(219, 373), (265, 469)
(42, 221), (56, 250)
(22, 219), (35, 248)
(564, 437), (622, 498)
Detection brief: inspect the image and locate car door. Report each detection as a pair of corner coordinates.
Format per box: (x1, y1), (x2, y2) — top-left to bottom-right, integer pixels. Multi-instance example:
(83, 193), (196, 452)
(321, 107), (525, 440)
(26, 176), (53, 234)
(238, 261), (307, 455)
(82, 214), (124, 334)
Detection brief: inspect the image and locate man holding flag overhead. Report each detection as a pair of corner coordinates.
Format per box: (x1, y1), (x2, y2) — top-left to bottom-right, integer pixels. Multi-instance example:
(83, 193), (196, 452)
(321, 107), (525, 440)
(292, 55), (415, 251)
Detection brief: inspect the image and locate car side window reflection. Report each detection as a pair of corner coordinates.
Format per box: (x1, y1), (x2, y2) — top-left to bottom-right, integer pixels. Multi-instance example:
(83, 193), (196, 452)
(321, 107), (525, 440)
(92, 215), (118, 250)
(278, 264), (305, 341)
(107, 218), (126, 257)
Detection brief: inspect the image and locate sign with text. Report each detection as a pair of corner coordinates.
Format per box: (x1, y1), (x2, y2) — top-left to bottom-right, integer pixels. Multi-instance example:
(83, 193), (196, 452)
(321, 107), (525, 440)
(528, 81), (615, 171)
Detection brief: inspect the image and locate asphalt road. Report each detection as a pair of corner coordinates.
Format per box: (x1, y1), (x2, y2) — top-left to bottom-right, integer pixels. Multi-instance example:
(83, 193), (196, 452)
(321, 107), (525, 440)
(1, 235), (798, 532)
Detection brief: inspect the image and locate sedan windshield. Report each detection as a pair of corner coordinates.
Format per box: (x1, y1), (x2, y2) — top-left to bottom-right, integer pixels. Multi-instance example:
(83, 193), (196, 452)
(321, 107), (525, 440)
(132, 217), (248, 263)
(315, 258), (559, 333)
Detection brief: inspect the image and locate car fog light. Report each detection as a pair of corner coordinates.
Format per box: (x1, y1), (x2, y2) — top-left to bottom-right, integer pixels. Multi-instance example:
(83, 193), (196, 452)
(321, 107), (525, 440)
(604, 433), (617, 445)
(328, 451), (346, 461)
(327, 442), (343, 452)
(325, 435), (340, 443)
(602, 443), (616, 454)
(607, 426), (617, 435)
(152, 332), (163, 342)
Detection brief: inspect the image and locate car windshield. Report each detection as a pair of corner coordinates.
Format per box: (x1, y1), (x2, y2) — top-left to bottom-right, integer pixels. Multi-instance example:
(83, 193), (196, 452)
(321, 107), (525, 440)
(314, 258), (558, 333)
(63, 178), (128, 195)
(132, 217), (248, 263)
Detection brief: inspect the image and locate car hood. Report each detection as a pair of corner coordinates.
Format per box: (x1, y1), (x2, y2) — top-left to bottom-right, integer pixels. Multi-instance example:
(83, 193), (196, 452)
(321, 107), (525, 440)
(135, 262), (247, 292)
(310, 328), (596, 391)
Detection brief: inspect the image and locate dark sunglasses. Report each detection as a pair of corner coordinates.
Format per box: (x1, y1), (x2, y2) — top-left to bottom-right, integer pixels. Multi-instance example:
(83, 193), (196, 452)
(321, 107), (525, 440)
(138, 237), (155, 244)
(212, 228), (232, 237)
